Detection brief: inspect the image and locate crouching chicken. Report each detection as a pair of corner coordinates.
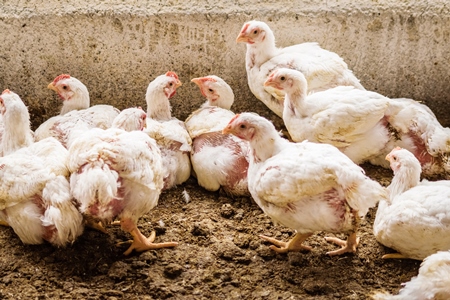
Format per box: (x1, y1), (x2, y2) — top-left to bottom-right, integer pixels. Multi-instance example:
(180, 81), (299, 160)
(68, 121), (178, 255)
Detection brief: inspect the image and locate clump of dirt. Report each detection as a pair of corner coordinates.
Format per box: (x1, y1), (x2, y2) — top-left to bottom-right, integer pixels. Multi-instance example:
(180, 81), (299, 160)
(0, 162), (424, 299)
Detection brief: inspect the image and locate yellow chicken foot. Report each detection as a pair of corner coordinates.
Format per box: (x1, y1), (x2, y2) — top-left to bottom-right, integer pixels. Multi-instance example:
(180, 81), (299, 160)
(382, 253), (408, 259)
(325, 209), (361, 256)
(0, 220), (10, 227)
(260, 232), (312, 253)
(324, 232), (360, 256)
(119, 219), (178, 255)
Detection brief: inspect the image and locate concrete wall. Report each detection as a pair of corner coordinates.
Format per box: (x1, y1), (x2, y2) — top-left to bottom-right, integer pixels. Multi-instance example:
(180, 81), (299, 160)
(1, 0), (449, 129)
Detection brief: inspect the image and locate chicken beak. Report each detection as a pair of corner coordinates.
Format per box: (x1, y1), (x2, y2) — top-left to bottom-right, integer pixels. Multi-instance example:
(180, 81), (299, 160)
(190, 78), (201, 87)
(222, 125), (234, 135)
(263, 78), (273, 87)
(236, 33), (249, 43)
(385, 154), (391, 162)
(47, 82), (58, 92)
(176, 80), (182, 88)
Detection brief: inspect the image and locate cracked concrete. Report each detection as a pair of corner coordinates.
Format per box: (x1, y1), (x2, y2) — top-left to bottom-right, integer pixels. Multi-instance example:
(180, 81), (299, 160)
(0, 0), (449, 128)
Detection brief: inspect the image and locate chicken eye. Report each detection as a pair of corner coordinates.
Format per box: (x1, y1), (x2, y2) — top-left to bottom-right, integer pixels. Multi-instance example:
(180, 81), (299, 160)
(253, 30), (258, 35)
(280, 76), (286, 81)
(208, 89), (213, 92)
(169, 82), (173, 87)
(62, 85), (67, 90)
(239, 124), (246, 129)
(392, 156), (397, 161)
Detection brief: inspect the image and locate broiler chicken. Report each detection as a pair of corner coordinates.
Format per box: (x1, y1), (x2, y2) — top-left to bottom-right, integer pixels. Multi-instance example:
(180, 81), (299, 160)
(264, 68), (450, 177)
(373, 147), (450, 260)
(144, 71), (192, 190)
(185, 75), (250, 196)
(111, 107), (147, 132)
(0, 89), (34, 156)
(386, 97), (450, 178)
(34, 74), (120, 147)
(223, 113), (386, 255)
(68, 122), (178, 255)
(371, 251), (450, 300)
(0, 88), (83, 246)
(236, 20), (364, 117)
(264, 68), (392, 166)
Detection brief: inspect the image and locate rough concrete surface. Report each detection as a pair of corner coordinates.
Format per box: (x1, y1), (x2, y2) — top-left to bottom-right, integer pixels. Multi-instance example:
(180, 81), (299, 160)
(0, 0), (449, 128)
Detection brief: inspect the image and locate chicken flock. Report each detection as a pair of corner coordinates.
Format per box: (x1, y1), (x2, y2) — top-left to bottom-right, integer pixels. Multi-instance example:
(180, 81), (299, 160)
(1, 20), (450, 298)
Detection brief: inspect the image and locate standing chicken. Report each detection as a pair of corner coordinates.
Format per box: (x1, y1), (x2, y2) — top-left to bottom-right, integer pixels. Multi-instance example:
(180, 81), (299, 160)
(373, 147), (450, 260)
(34, 74), (119, 146)
(236, 20), (364, 117)
(371, 251), (450, 300)
(223, 113), (386, 255)
(68, 123), (178, 255)
(185, 75), (249, 196)
(0, 89), (34, 156)
(144, 71), (192, 190)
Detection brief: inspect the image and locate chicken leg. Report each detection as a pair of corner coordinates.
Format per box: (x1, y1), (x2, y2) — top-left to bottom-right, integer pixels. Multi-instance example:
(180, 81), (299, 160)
(325, 210), (360, 256)
(260, 232), (312, 253)
(119, 218), (178, 255)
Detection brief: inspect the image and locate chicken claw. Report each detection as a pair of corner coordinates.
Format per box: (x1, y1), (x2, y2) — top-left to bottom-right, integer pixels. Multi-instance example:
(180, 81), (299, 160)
(325, 233), (360, 256)
(121, 229), (178, 255)
(260, 232), (312, 253)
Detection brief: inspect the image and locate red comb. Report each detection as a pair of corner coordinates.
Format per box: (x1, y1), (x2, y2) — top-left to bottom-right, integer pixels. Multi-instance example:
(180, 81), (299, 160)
(1, 89), (11, 95)
(228, 114), (241, 125)
(201, 77), (217, 83)
(165, 71), (178, 80)
(53, 74), (71, 84)
(240, 23), (250, 34)
(392, 146), (403, 152)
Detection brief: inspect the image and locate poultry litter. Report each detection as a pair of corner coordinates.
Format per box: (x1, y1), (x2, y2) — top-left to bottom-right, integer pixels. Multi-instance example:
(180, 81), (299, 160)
(0, 17), (449, 299)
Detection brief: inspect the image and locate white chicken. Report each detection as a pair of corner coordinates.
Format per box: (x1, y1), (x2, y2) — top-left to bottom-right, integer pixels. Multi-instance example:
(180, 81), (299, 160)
(34, 74), (120, 147)
(386, 97), (450, 178)
(0, 89), (83, 246)
(111, 107), (147, 132)
(236, 20), (364, 117)
(373, 147), (450, 260)
(264, 68), (450, 177)
(185, 75), (250, 196)
(264, 68), (393, 165)
(223, 113), (386, 255)
(68, 121), (178, 255)
(371, 251), (450, 300)
(144, 71), (192, 190)
(0, 136), (84, 247)
(0, 89), (34, 156)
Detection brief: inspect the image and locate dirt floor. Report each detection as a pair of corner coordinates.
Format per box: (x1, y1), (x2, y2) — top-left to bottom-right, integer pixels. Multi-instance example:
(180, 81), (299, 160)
(0, 158), (427, 300)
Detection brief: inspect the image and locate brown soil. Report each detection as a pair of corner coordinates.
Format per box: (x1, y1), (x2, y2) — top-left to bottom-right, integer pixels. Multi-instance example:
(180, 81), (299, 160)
(0, 161), (424, 300)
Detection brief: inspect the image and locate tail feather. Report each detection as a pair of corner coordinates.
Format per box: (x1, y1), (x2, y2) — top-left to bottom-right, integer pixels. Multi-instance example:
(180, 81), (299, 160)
(70, 162), (122, 221)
